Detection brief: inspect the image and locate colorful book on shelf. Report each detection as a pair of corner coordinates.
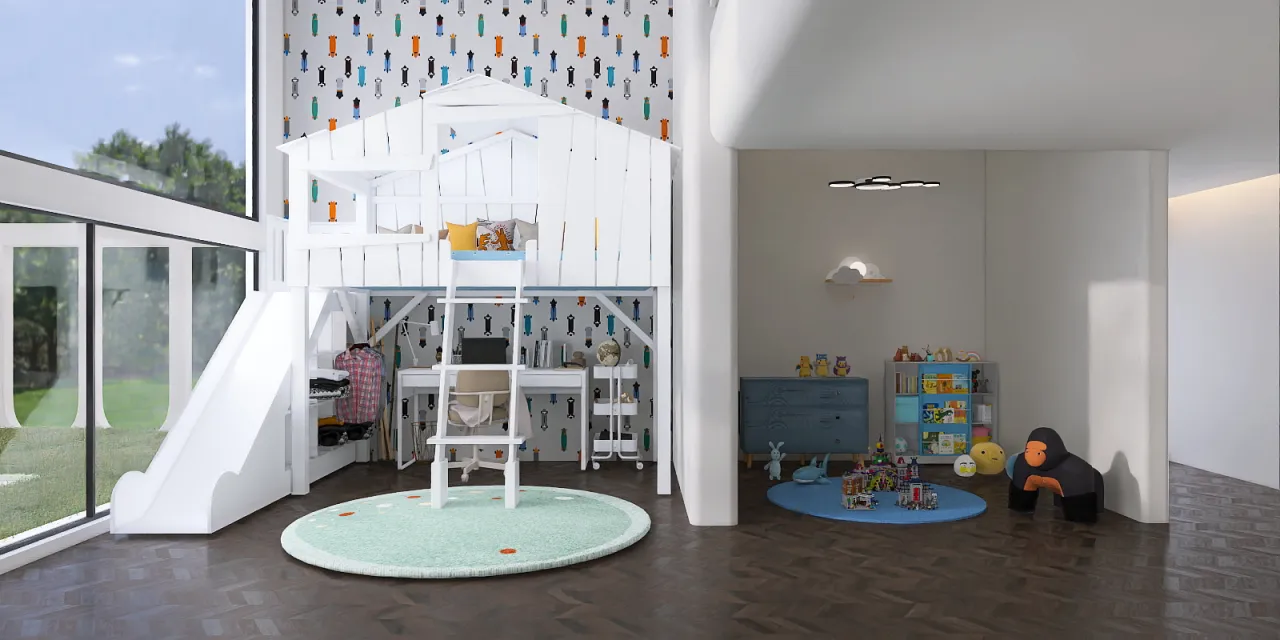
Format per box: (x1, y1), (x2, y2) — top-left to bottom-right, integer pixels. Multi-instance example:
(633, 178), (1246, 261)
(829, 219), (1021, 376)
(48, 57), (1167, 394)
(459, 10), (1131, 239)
(921, 374), (938, 394)
(921, 402), (940, 424)
(921, 431), (958, 455)
(953, 434), (968, 454)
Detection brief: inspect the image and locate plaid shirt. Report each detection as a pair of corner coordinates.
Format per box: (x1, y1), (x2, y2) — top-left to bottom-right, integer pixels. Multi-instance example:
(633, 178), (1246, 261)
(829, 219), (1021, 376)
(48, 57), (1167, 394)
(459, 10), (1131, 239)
(335, 347), (383, 424)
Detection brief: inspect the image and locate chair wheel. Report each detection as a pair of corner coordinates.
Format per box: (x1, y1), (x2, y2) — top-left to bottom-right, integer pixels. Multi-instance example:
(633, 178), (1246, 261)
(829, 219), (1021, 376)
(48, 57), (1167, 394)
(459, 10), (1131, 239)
(460, 473), (469, 483)
(635, 462), (644, 470)
(592, 461), (601, 470)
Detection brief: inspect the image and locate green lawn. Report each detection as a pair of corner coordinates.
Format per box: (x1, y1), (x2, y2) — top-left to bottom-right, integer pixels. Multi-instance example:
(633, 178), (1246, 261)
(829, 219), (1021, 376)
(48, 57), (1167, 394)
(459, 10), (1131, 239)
(1, 380), (171, 542)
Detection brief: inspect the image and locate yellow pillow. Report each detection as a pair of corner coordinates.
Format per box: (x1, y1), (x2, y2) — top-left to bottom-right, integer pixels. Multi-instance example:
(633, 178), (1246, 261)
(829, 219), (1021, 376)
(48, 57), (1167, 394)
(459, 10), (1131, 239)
(444, 221), (479, 251)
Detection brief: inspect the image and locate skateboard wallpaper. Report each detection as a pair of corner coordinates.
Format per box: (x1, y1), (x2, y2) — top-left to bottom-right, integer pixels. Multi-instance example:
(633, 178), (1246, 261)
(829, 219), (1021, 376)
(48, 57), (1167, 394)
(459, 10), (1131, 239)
(283, 0), (674, 221)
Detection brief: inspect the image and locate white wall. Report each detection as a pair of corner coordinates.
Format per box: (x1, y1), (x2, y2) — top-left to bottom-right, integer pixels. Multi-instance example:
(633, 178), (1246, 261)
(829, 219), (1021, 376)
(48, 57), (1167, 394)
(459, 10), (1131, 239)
(985, 151), (1169, 524)
(1169, 175), (1280, 489)
(737, 151), (987, 438)
(674, 0), (739, 526)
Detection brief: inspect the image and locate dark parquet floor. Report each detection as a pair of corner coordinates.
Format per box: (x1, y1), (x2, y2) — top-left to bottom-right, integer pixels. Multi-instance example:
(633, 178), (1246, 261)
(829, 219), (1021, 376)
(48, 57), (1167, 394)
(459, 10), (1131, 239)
(2, 461), (1279, 639)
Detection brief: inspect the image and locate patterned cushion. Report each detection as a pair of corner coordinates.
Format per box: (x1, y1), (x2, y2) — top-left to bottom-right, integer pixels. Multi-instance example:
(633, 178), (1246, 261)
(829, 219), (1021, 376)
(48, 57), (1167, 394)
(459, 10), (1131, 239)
(513, 219), (538, 250)
(477, 219), (517, 251)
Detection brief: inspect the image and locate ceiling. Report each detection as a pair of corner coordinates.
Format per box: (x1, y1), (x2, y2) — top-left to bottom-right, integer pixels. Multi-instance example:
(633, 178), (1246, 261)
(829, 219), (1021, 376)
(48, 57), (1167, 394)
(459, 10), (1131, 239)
(709, 0), (1280, 196)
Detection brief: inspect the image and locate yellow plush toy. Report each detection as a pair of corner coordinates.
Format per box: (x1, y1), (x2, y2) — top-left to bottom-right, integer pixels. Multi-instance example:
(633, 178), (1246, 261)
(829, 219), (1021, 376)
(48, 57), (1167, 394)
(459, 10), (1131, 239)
(814, 355), (830, 377)
(796, 356), (812, 378)
(970, 442), (1007, 475)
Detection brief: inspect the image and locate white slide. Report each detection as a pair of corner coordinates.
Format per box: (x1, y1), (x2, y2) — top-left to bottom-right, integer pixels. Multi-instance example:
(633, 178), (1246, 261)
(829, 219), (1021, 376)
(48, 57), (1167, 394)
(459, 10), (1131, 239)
(111, 290), (330, 534)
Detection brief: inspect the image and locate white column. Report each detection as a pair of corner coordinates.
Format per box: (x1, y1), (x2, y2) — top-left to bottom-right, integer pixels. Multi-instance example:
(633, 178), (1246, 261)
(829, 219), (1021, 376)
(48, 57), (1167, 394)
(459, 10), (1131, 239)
(674, 0), (739, 526)
(655, 287), (673, 495)
(162, 245), (194, 432)
(290, 287), (311, 494)
(0, 244), (18, 427)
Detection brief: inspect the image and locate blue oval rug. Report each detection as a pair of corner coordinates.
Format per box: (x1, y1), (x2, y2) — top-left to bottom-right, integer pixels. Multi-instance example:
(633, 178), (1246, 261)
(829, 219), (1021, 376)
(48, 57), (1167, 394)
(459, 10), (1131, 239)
(767, 481), (987, 524)
(281, 486), (650, 578)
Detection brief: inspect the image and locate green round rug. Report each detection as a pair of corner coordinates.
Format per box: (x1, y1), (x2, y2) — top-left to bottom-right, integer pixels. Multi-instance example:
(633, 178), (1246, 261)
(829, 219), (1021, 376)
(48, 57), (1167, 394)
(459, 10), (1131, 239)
(280, 486), (650, 579)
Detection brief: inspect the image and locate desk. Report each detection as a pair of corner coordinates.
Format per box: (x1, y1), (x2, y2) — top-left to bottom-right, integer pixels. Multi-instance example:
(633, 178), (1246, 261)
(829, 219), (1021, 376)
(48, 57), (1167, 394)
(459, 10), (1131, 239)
(396, 367), (590, 470)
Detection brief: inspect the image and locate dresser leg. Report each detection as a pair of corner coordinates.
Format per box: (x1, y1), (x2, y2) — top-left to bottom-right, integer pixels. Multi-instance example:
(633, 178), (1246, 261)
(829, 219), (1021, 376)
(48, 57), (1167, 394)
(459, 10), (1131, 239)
(799, 454), (807, 465)
(745, 454), (752, 469)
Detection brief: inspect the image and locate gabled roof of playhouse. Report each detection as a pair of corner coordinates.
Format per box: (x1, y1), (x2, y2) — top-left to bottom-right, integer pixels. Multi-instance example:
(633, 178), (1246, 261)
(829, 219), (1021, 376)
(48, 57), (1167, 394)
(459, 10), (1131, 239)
(278, 75), (674, 162)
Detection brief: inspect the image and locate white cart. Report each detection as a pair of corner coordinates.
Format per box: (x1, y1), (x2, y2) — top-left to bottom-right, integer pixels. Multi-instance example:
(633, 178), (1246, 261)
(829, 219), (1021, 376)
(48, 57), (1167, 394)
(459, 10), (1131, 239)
(591, 363), (644, 470)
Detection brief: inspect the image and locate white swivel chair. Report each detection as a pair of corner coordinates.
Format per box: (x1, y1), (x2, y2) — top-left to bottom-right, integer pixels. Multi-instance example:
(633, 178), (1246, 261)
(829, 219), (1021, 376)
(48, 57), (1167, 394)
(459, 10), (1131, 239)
(444, 370), (513, 482)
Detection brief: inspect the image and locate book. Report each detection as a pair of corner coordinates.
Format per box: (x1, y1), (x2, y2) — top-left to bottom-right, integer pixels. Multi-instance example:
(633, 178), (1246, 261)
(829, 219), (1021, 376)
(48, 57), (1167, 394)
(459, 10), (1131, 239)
(921, 374), (938, 394)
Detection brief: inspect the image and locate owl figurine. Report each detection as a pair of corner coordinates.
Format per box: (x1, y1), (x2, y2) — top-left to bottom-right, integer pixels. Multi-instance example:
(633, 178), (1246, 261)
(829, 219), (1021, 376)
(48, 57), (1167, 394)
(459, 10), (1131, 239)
(796, 356), (812, 378)
(833, 356), (850, 377)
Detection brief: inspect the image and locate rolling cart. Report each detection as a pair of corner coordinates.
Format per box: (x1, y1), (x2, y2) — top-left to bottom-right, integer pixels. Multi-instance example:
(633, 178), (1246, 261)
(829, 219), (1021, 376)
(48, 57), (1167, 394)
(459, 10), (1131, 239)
(591, 362), (643, 470)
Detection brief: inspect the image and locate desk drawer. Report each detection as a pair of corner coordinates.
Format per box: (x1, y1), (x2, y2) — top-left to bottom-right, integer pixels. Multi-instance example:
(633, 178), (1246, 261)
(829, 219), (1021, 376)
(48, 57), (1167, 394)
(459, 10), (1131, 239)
(740, 379), (867, 408)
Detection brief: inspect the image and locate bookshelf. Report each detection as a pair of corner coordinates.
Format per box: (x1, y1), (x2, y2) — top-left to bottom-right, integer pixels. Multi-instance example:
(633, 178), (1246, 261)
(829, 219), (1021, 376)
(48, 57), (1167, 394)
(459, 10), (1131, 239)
(883, 360), (999, 464)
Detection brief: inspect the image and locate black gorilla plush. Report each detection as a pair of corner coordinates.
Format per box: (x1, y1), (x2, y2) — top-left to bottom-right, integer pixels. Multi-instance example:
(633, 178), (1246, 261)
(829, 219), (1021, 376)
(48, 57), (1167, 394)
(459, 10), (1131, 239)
(1008, 427), (1104, 523)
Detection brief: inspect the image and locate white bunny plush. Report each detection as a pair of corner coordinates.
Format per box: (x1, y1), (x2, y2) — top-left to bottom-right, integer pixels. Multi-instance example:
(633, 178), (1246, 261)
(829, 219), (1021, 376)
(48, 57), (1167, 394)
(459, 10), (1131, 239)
(766, 441), (786, 481)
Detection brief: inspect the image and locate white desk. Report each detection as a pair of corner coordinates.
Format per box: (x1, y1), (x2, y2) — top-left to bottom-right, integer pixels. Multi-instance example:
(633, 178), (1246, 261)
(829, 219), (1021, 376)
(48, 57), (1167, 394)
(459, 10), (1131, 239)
(396, 367), (590, 470)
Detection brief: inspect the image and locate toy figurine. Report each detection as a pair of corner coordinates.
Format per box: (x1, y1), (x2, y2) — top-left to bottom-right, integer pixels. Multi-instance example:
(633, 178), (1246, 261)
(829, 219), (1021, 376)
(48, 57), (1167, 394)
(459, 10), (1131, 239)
(892, 346), (909, 362)
(792, 453), (831, 484)
(935, 347), (953, 362)
(766, 441), (785, 481)
(833, 356), (850, 377)
(924, 345), (935, 362)
(815, 354), (830, 377)
(908, 351), (924, 362)
(796, 356), (812, 377)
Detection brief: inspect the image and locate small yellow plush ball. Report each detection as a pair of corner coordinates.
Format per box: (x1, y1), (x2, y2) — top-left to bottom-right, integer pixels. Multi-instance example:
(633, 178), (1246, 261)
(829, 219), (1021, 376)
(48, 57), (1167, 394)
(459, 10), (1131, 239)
(970, 442), (1007, 475)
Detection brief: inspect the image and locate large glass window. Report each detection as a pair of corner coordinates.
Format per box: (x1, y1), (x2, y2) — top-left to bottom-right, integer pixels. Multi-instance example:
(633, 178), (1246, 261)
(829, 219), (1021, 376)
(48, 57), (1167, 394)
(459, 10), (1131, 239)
(0, 1), (249, 215)
(0, 208), (88, 546)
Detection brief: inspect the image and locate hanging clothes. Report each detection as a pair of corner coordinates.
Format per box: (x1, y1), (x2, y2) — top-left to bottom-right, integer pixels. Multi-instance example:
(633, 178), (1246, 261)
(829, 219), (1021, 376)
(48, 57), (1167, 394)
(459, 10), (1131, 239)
(334, 344), (384, 424)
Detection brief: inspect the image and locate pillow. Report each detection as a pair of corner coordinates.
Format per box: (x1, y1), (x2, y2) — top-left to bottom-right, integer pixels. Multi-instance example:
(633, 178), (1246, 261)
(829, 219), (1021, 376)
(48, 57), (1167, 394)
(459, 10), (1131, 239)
(513, 219), (538, 250)
(444, 221), (479, 251)
(477, 219), (517, 251)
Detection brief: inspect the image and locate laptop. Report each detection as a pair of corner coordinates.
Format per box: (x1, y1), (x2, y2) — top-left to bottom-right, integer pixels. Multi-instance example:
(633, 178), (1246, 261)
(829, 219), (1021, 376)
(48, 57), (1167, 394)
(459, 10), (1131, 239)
(460, 337), (508, 365)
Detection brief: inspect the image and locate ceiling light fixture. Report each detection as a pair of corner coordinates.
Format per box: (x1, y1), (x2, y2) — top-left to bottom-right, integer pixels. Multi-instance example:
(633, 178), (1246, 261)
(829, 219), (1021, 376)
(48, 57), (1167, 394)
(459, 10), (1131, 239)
(855, 180), (901, 191)
(922, 181), (940, 188)
(868, 175), (894, 183)
(900, 180), (925, 188)
(828, 180), (857, 188)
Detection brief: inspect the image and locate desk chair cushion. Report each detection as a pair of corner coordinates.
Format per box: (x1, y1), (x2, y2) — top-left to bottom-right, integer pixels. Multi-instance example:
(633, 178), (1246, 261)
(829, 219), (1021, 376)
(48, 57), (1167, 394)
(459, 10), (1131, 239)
(454, 370), (510, 408)
(448, 405), (509, 425)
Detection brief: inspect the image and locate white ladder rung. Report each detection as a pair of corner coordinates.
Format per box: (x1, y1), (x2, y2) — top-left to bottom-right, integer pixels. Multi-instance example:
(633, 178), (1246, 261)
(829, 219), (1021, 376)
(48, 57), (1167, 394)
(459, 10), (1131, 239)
(438, 297), (529, 304)
(428, 435), (527, 445)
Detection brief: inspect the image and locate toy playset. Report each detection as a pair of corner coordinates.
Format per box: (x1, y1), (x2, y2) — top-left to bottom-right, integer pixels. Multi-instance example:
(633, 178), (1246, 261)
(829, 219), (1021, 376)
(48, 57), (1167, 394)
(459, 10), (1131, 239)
(840, 436), (937, 511)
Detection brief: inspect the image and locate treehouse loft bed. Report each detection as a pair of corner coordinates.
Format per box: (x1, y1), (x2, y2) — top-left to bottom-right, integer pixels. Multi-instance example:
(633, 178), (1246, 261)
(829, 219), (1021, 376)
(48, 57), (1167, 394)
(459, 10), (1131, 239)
(277, 75), (676, 502)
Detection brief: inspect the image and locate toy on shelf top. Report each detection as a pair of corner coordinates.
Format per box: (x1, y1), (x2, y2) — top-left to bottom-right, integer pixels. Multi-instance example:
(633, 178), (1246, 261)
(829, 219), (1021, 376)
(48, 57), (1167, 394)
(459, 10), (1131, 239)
(796, 356), (812, 378)
(815, 354), (830, 377)
(833, 356), (850, 377)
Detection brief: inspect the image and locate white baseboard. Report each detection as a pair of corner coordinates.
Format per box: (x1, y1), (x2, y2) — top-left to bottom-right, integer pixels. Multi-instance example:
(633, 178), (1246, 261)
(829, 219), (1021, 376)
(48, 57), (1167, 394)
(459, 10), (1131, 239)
(0, 517), (110, 576)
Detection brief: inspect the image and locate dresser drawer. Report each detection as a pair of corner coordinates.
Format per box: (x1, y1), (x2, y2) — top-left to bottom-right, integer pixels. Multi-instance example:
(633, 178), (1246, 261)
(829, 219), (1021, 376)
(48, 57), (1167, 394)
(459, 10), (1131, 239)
(739, 406), (867, 454)
(740, 378), (867, 408)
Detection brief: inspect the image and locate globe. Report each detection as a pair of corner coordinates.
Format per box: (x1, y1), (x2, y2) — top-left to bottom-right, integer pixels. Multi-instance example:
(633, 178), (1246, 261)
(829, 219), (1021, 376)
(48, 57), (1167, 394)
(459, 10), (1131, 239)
(596, 339), (621, 366)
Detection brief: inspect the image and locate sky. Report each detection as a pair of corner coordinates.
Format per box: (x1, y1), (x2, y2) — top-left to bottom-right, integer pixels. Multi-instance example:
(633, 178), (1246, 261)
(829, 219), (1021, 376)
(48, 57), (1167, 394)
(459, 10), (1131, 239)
(0, 0), (248, 168)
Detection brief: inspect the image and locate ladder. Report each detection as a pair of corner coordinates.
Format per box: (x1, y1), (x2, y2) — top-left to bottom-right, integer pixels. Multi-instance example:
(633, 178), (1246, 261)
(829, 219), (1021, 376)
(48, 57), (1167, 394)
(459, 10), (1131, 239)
(429, 253), (529, 509)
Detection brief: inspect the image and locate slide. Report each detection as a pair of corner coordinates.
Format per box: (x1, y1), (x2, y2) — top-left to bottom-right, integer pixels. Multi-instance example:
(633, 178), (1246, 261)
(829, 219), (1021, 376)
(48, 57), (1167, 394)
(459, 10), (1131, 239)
(111, 290), (330, 534)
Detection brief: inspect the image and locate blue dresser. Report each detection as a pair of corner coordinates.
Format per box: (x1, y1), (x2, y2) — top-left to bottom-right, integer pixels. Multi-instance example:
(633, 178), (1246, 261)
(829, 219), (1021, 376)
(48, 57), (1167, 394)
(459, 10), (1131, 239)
(739, 377), (869, 456)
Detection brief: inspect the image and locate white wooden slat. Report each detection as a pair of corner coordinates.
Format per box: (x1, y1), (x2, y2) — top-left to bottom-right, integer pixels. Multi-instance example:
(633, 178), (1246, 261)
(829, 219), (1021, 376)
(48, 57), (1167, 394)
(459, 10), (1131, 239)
(365, 245), (400, 286)
(422, 238), (441, 287)
(464, 152), (488, 223)
(649, 141), (673, 287)
(286, 167), (311, 286)
(561, 115), (597, 287)
(329, 120), (365, 162)
(310, 248), (343, 287)
(305, 130), (333, 162)
(364, 112), (390, 158)
(535, 116), (573, 285)
(395, 126), (436, 230)
(593, 123), (630, 287)
(510, 136), (539, 223)
(617, 129), (652, 286)
(307, 156), (432, 172)
(479, 139), (513, 222)
(386, 100), (424, 157)
(340, 247), (365, 286)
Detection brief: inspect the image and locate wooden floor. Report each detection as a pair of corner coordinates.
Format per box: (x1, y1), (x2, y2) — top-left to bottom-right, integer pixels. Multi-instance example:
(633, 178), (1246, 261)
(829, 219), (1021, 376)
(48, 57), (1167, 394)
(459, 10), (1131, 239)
(2, 461), (1279, 639)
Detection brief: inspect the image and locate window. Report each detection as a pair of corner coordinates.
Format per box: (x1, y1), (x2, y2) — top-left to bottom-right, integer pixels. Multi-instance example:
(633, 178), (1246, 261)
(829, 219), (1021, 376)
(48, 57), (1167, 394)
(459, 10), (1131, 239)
(0, 1), (250, 215)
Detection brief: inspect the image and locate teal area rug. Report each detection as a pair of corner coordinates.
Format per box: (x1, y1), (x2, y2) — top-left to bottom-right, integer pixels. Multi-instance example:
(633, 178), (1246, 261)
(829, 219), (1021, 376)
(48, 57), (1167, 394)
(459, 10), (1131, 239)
(281, 486), (650, 579)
